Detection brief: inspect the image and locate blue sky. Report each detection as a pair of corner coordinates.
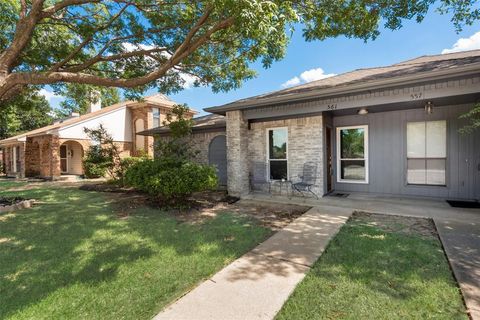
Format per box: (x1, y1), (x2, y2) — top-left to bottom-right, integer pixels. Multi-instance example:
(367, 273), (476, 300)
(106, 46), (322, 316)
(44, 9), (480, 116)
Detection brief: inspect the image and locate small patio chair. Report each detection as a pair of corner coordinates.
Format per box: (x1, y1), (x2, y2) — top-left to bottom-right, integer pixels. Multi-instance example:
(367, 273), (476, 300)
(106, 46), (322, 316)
(250, 162), (271, 193)
(292, 162), (319, 199)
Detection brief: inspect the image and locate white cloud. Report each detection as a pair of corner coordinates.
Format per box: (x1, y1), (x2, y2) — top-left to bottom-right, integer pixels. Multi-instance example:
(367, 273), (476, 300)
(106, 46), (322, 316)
(281, 67), (336, 88)
(281, 77), (301, 88)
(39, 89), (61, 102)
(180, 73), (197, 89)
(442, 31), (480, 54)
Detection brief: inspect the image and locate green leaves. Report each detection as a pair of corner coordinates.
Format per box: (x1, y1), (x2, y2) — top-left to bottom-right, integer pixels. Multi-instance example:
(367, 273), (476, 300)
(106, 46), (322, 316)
(0, 0), (478, 106)
(459, 103), (480, 134)
(0, 88), (53, 140)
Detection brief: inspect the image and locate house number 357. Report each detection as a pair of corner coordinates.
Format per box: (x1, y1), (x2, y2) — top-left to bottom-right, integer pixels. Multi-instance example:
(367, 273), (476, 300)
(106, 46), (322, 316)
(410, 93), (422, 100)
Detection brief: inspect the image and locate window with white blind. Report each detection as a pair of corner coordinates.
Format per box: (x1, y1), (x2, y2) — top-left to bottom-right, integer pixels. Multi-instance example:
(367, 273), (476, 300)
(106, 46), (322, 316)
(407, 120), (447, 186)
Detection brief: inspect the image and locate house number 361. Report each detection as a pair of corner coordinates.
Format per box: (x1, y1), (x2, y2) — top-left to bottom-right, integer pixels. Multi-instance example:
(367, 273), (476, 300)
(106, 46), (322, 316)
(327, 104), (338, 110)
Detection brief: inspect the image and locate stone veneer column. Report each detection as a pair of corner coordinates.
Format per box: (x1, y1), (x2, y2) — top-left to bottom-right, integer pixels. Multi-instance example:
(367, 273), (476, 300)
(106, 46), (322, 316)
(226, 110), (249, 196)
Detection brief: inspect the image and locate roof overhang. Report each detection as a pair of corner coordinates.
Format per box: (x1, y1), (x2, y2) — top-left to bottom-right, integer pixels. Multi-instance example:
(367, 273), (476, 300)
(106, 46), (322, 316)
(139, 123), (226, 136)
(204, 63), (480, 115)
(0, 136), (27, 146)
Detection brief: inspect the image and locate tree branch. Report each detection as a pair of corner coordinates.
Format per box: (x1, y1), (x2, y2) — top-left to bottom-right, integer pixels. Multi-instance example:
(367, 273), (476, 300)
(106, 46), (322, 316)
(50, 3), (131, 71)
(0, 0), (45, 74)
(2, 17), (235, 94)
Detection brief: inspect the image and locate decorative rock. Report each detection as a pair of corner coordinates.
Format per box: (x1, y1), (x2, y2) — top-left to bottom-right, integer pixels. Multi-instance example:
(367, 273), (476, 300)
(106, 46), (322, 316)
(0, 199), (34, 213)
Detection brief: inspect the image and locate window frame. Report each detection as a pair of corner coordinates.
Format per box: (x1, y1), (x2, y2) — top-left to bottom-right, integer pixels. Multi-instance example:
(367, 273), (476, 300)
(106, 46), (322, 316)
(152, 107), (161, 128)
(266, 127), (288, 181)
(406, 120), (447, 187)
(336, 125), (369, 184)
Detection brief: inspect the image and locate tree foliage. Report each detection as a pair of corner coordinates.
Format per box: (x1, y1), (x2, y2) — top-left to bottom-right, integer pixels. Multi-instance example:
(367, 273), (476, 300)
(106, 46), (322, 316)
(0, 88), (53, 139)
(83, 124), (121, 178)
(0, 0), (478, 109)
(54, 84), (121, 117)
(154, 104), (198, 163)
(459, 103), (480, 134)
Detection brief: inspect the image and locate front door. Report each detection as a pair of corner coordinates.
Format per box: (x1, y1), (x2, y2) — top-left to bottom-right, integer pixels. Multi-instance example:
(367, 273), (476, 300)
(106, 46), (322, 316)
(326, 127), (333, 192)
(60, 145), (68, 173)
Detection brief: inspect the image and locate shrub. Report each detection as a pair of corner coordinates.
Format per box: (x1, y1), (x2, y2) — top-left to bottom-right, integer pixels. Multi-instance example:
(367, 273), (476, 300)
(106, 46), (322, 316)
(116, 156), (148, 185)
(83, 146), (112, 178)
(124, 159), (218, 205)
(82, 124), (121, 179)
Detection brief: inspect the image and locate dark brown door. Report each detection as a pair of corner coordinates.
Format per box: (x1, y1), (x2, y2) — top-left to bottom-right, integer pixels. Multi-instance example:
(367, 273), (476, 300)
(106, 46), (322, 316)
(60, 145), (68, 173)
(326, 127), (333, 192)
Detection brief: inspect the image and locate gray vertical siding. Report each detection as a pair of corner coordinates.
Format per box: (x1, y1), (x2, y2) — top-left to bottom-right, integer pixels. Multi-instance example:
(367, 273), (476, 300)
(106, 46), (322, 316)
(332, 103), (480, 200)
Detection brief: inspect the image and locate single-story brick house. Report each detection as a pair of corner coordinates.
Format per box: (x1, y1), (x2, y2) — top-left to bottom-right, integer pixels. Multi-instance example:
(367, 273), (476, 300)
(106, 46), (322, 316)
(197, 50), (480, 201)
(0, 94), (195, 179)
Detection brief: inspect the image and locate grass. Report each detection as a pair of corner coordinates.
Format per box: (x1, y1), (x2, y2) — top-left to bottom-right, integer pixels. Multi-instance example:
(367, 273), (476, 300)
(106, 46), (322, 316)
(0, 180), (271, 320)
(276, 215), (467, 320)
(0, 178), (27, 191)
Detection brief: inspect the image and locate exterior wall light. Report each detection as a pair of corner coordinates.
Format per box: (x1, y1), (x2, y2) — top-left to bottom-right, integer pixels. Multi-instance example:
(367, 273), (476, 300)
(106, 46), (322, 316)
(425, 101), (434, 114)
(357, 108), (369, 115)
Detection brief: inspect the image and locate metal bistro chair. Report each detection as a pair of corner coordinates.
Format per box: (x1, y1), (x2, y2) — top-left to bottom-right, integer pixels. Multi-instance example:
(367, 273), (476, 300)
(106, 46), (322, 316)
(292, 162), (319, 199)
(250, 162), (271, 194)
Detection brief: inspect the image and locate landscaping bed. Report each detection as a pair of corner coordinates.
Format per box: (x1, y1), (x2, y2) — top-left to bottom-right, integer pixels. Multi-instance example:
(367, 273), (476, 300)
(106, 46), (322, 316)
(276, 211), (468, 320)
(81, 183), (311, 229)
(0, 196), (34, 213)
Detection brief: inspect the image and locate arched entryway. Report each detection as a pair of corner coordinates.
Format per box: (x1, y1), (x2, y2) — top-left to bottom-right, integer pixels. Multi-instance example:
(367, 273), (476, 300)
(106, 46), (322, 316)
(208, 135), (227, 186)
(60, 141), (84, 175)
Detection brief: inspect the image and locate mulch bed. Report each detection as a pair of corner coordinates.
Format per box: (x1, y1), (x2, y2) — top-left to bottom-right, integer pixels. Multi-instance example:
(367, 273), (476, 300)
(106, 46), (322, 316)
(79, 183), (311, 229)
(0, 196), (26, 207)
(351, 211), (438, 239)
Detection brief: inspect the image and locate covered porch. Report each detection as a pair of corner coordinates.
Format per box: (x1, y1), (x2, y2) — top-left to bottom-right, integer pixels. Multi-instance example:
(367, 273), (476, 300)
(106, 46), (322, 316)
(24, 134), (88, 179)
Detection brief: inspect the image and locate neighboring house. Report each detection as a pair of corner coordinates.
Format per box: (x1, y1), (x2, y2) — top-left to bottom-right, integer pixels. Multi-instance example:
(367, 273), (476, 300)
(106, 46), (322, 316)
(0, 94), (195, 179)
(140, 114), (227, 186)
(200, 49), (480, 201)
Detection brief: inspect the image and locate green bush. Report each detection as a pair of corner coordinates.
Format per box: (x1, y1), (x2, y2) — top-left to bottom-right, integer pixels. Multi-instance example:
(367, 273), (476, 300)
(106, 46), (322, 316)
(83, 146), (112, 178)
(124, 159), (218, 205)
(116, 156), (147, 185)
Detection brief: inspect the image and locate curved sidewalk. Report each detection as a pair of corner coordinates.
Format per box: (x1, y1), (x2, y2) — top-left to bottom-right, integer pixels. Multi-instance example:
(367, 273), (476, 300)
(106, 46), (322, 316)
(153, 206), (352, 320)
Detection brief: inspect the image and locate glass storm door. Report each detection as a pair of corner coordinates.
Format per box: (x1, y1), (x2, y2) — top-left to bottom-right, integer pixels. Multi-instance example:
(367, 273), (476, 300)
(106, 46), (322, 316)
(60, 145), (68, 173)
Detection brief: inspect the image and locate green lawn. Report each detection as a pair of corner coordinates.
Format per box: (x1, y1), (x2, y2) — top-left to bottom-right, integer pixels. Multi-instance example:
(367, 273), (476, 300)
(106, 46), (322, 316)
(0, 180), (271, 319)
(0, 178), (27, 191)
(277, 214), (467, 320)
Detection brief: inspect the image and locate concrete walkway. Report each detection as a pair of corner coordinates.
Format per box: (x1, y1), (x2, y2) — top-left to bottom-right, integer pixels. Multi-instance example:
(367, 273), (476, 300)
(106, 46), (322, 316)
(436, 219), (480, 320)
(153, 206), (352, 320)
(246, 193), (480, 320)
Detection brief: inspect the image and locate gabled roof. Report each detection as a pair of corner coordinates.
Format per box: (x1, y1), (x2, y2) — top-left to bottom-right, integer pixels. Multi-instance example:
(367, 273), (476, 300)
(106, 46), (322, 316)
(139, 114), (226, 136)
(205, 49), (480, 114)
(0, 94), (188, 145)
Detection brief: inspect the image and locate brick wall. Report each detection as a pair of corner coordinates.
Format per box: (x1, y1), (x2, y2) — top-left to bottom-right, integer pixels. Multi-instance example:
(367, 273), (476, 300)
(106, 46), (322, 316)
(226, 110), (250, 196)
(131, 106), (154, 156)
(247, 115), (324, 196)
